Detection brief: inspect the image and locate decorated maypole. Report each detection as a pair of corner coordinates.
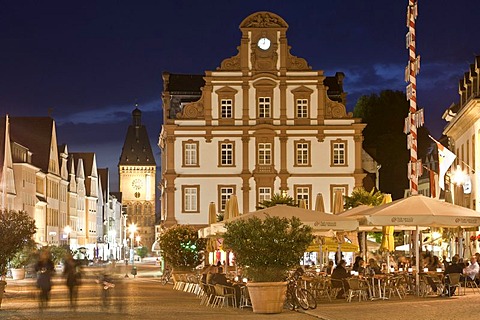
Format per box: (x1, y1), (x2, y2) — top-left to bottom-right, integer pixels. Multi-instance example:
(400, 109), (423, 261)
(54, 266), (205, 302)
(405, 0), (424, 195)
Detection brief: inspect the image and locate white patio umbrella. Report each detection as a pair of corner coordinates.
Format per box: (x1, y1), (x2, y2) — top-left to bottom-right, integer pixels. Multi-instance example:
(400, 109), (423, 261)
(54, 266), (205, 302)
(359, 194), (480, 295)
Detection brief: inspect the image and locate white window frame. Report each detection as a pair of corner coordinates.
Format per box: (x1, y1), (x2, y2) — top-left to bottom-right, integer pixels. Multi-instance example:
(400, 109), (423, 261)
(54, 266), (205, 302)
(258, 97), (271, 118)
(296, 98), (308, 118)
(221, 99), (233, 118)
(258, 143), (272, 165)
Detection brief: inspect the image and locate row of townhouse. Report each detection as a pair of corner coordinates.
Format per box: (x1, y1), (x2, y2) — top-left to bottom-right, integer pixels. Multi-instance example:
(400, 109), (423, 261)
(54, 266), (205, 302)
(441, 56), (480, 212)
(0, 115), (126, 260)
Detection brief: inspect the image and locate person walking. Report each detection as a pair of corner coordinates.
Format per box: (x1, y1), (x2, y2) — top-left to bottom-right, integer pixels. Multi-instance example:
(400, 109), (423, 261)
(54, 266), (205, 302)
(34, 248), (55, 311)
(63, 252), (81, 310)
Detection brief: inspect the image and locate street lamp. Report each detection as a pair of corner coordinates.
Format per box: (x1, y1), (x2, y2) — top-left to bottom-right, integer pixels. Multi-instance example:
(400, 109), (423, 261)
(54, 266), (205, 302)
(129, 223), (137, 276)
(64, 225), (71, 250)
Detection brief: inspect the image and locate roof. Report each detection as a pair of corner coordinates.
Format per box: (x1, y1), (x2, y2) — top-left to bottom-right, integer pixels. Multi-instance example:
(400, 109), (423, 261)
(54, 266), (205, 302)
(118, 108), (156, 166)
(162, 72), (205, 94)
(98, 168), (109, 196)
(70, 152), (96, 196)
(9, 117), (54, 172)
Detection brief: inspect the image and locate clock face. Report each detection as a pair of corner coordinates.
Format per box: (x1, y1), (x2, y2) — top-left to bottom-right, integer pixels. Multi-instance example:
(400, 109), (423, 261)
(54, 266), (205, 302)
(257, 37), (271, 50)
(132, 178), (143, 190)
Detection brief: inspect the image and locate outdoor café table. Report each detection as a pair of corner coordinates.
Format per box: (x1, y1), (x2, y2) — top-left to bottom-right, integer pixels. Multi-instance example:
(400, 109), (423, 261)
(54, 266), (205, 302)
(367, 274), (389, 300)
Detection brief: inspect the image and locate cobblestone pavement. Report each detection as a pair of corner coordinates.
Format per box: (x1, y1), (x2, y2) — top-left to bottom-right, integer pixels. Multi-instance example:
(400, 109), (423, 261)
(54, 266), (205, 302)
(2, 263), (480, 320)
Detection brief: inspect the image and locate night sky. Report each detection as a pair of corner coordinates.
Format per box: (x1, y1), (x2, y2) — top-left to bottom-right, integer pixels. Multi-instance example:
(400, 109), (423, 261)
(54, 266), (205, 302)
(1, 0), (479, 191)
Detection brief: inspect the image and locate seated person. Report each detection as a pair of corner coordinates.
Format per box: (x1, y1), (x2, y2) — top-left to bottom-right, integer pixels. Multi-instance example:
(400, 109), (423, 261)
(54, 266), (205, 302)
(211, 266), (240, 306)
(443, 256), (463, 296)
(352, 257), (365, 275)
(366, 258), (382, 275)
(325, 260), (334, 275)
(463, 256), (479, 283)
(331, 260), (350, 299)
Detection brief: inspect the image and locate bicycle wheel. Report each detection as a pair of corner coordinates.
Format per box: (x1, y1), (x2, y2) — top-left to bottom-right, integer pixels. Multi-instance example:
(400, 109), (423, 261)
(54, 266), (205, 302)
(295, 288), (310, 310)
(284, 289), (296, 311)
(306, 289), (317, 309)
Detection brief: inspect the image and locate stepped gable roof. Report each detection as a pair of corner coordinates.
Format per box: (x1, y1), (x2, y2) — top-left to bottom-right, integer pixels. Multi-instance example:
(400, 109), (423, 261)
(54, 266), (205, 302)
(163, 72), (205, 94)
(9, 117), (54, 172)
(70, 152), (96, 195)
(98, 168), (109, 196)
(119, 108), (156, 166)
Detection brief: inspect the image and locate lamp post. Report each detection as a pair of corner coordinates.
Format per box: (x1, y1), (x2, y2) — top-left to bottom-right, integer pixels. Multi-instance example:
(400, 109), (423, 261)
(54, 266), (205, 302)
(129, 223), (137, 276)
(64, 225), (71, 250)
(450, 165), (467, 257)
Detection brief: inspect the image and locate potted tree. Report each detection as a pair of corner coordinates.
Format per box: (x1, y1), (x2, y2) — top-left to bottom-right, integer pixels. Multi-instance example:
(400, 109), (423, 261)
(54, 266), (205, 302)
(0, 209), (36, 308)
(223, 215), (313, 313)
(9, 239), (36, 280)
(158, 225), (206, 282)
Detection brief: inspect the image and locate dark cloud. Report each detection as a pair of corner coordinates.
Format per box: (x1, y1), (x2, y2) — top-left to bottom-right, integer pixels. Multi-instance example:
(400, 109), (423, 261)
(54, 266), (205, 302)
(1, 0), (479, 190)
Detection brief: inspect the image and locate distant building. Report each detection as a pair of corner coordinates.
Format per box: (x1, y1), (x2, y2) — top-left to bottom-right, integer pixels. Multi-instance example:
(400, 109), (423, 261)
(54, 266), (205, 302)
(442, 56), (480, 210)
(118, 106), (156, 252)
(159, 11), (366, 228)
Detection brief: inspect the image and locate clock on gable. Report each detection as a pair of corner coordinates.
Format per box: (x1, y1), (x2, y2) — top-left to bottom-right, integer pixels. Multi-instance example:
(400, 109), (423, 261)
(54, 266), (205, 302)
(132, 178), (143, 190)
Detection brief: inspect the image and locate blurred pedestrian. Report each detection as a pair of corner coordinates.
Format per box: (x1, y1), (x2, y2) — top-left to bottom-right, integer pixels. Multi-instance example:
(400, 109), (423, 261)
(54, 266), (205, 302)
(35, 248), (55, 310)
(63, 251), (81, 310)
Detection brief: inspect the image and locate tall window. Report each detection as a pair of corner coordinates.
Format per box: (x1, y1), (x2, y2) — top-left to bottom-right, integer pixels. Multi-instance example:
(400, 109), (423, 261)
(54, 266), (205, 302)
(220, 143), (234, 166)
(331, 140), (347, 166)
(258, 97), (271, 118)
(295, 186), (310, 209)
(296, 99), (308, 118)
(220, 187), (234, 211)
(258, 187), (271, 204)
(183, 187), (199, 212)
(258, 143), (272, 165)
(296, 142), (309, 166)
(221, 99), (233, 118)
(183, 141), (198, 166)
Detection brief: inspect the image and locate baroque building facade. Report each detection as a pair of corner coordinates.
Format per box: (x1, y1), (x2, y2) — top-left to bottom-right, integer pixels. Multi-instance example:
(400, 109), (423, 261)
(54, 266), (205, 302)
(118, 107), (156, 252)
(442, 56), (480, 211)
(159, 12), (366, 227)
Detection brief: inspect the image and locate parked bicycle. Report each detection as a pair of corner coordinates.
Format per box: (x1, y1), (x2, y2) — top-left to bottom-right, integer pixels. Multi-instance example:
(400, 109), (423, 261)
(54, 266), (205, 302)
(284, 271), (316, 310)
(96, 274), (115, 307)
(160, 267), (172, 285)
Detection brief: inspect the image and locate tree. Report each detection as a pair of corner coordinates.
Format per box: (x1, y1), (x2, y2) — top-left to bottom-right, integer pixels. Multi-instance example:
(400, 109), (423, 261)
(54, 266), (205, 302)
(344, 187), (384, 209)
(223, 216), (313, 282)
(0, 209), (37, 277)
(158, 225), (206, 270)
(257, 193), (297, 209)
(354, 90), (431, 199)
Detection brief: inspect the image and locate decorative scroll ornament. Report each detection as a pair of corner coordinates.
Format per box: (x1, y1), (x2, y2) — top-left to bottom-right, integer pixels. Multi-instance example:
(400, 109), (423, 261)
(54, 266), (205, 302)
(287, 47), (311, 71)
(325, 99), (352, 119)
(218, 50), (241, 71)
(176, 95), (205, 119)
(241, 12), (288, 28)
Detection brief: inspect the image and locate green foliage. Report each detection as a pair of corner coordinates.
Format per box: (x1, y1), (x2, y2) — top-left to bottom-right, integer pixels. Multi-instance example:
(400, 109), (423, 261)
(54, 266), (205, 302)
(159, 225), (206, 270)
(223, 215), (313, 282)
(257, 193), (297, 209)
(353, 90), (431, 199)
(0, 210), (37, 276)
(344, 187), (384, 209)
(8, 239), (36, 269)
(136, 246), (148, 258)
(49, 245), (68, 265)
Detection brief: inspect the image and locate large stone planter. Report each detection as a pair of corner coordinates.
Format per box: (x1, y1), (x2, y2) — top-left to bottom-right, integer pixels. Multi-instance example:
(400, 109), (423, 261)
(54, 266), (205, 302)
(10, 268), (25, 280)
(0, 280), (6, 309)
(246, 281), (287, 314)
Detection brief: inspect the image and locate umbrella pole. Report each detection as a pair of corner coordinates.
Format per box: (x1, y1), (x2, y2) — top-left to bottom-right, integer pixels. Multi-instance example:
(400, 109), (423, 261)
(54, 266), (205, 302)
(415, 225), (420, 296)
(362, 231), (367, 261)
